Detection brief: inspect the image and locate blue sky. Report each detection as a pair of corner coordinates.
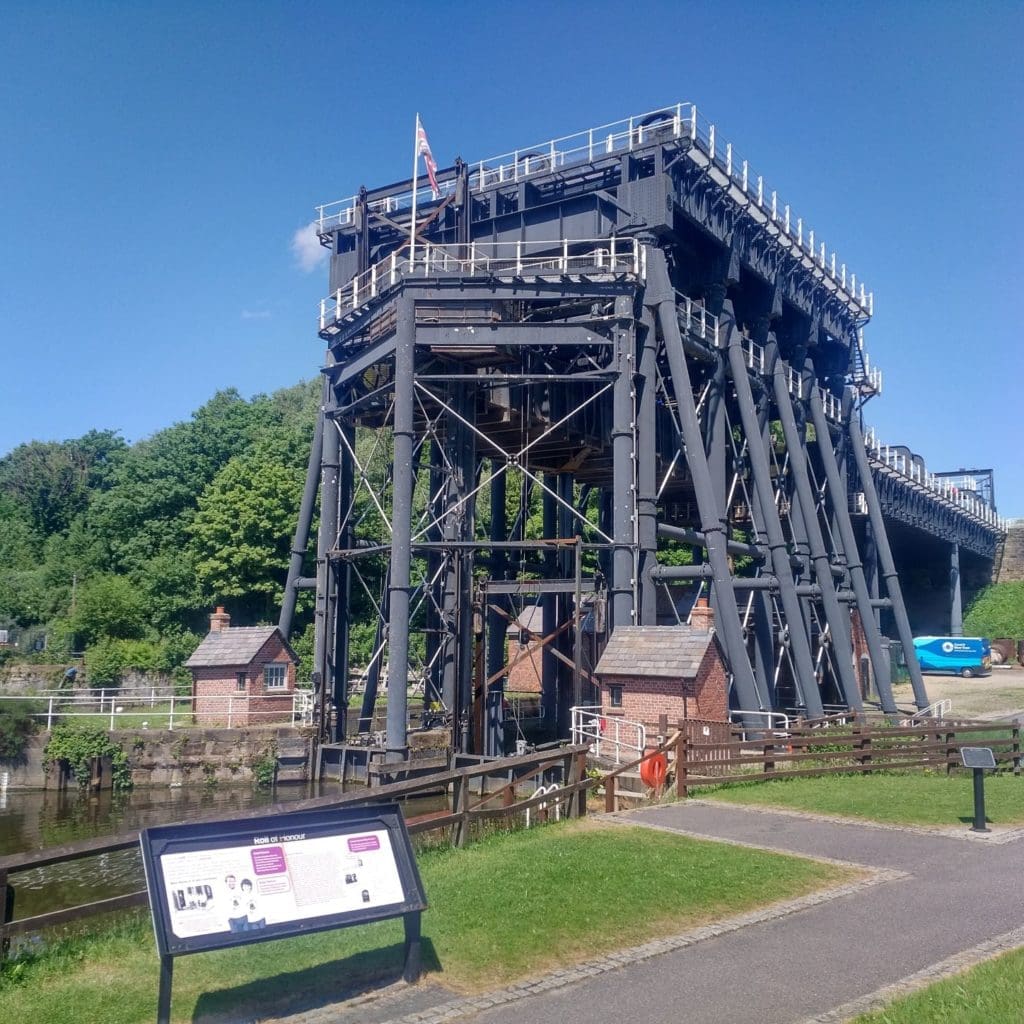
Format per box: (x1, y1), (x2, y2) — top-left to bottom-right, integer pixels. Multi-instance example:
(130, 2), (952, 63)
(2, 2), (1022, 513)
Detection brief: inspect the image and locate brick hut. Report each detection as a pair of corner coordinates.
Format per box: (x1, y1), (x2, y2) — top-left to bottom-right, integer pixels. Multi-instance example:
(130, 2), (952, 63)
(185, 608), (299, 726)
(594, 600), (729, 742)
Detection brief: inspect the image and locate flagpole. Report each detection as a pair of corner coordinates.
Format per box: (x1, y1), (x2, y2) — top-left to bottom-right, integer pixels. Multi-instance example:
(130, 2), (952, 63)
(410, 113), (420, 266)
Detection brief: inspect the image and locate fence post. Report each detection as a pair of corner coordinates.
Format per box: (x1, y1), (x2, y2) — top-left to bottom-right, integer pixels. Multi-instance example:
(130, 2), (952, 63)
(169, 697), (175, 732)
(604, 772), (616, 814)
(0, 870), (13, 961)
(46, 697), (54, 732)
(763, 742), (775, 777)
(452, 775), (470, 847)
(676, 727), (689, 798)
(569, 750), (587, 819)
(1014, 720), (1021, 777)
(946, 730), (956, 775)
(227, 697), (233, 730)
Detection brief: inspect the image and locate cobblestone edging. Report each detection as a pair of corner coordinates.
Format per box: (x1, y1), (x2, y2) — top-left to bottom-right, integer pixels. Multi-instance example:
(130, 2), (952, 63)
(362, 865), (904, 1024)
(792, 924), (1024, 1024)
(680, 797), (1024, 845)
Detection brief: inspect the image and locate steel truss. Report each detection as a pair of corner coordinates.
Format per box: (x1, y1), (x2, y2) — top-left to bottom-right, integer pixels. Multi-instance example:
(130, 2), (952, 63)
(279, 106), (1003, 757)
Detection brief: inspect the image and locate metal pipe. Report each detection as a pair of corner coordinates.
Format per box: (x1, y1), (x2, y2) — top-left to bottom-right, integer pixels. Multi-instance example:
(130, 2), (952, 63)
(314, 358), (340, 743)
(808, 384), (898, 712)
(848, 413), (930, 710)
(334, 419), (355, 740)
(279, 385), (326, 639)
(484, 466), (508, 755)
(611, 296), (636, 630)
(657, 522), (765, 561)
(646, 249), (764, 718)
(950, 542), (963, 637)
(726, 324), (824, 716)
(770, 341), (863, 713)
(636, 304), (659, 624)
(385, 296), (415, 760)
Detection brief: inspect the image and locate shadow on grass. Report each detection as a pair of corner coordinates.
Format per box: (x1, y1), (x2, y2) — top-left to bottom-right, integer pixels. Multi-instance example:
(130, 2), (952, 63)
(190, 939), (441, 1022)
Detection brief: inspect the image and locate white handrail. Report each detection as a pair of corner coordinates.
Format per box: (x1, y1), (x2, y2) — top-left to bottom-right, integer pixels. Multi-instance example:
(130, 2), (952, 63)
(901, 698), (953, 725)
(863, 430), (1005, 531)
(570, 705), (646, 766)
(3, 691), (313, 732)
(315, 101), (871, 316)
(319, 238), (645, 333)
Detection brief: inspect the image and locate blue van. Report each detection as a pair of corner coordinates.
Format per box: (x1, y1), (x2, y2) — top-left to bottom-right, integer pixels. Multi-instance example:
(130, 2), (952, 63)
(912, 636), (992, 678)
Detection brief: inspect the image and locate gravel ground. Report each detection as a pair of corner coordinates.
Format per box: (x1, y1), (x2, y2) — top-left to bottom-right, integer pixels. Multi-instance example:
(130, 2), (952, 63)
(892, 664), (1024, 719)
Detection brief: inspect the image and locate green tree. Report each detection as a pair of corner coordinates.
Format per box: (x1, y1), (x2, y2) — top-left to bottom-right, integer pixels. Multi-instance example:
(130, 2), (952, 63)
(69, 574), (147, 647)
(188, 453), (305, 619)
(964, 582), (1024, 639)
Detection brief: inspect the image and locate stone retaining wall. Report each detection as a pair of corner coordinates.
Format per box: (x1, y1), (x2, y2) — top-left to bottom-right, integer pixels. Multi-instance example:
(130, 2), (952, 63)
(0, 727), (315, 790)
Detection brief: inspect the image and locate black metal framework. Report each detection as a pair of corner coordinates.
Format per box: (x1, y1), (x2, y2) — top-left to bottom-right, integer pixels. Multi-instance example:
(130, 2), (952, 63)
(280, 105), (1003, 757)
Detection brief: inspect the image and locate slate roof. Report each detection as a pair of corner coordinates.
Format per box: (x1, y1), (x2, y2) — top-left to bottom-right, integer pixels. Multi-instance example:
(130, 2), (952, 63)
(185, 626), (298, 669)
(594, 625), (714, 679)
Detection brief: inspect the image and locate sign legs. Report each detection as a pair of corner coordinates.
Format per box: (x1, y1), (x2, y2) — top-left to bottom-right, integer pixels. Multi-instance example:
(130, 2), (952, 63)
(402, 911), (422, 983)
(157, 954), (174, 1024)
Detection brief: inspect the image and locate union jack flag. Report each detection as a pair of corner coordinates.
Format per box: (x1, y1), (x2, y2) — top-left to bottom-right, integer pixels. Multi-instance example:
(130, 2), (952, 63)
(416, 116), (440, 199)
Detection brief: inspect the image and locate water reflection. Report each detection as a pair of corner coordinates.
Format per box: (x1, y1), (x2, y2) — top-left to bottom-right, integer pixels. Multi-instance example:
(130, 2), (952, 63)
(1, 784), (342, 920)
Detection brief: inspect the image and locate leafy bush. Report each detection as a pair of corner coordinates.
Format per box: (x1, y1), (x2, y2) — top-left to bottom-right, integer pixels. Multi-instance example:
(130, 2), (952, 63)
(42, 725), (133, 789)
(964, 582), (1024, 639)
(0, 700), (40, 761)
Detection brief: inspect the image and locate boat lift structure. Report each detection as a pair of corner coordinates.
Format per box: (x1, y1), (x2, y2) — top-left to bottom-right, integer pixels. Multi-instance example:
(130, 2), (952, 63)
(280, 103), (1005, 762)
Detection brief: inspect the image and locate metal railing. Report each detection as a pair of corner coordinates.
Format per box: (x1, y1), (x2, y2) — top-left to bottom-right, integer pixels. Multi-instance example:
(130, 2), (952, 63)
(863, 429), (1006, 530)
(901, 698), (953, 725)
(570, 705), (646, 766)
(315, 101), (871, 316)
(0, 691), (314, 731)
(729, 709), (793, 740)
(319, 237), (646, 332)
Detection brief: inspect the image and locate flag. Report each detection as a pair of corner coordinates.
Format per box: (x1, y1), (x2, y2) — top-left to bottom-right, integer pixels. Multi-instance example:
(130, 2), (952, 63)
(416, 116), (440, 199)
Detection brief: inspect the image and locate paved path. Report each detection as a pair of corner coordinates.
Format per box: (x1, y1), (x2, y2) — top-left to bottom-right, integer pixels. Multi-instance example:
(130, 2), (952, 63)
(279, 801), (1024, 1024)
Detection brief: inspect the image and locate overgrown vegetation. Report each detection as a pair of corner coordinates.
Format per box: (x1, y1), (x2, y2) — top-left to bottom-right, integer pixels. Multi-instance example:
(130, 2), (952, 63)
(0, 700), (40, 761)
(0, 821), (849, 1023)
(42, 725), (133, 790)
(964, 581), (1024, 640)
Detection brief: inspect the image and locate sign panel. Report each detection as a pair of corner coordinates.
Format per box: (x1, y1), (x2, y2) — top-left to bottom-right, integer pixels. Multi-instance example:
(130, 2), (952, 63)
(960, 747), (997, 770)
(140, 803), (426, 957)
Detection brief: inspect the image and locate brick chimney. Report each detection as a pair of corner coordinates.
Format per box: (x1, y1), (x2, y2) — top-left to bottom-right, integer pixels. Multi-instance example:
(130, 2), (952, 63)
(689, 596), (714, 632)
(209, 606), (231, 633)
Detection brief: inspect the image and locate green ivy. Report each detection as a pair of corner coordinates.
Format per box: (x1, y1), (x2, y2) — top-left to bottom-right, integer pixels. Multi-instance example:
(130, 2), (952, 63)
(0, 700), (40, 761)
(249, 747), (277, 789)
(42, 725), (133, 790)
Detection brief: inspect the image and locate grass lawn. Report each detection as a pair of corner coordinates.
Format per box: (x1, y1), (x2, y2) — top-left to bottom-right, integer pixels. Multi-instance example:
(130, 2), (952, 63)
(852, 945), (1024, 1024)
(700, 771), (1024, 827)
(0, 819), (851, 1024)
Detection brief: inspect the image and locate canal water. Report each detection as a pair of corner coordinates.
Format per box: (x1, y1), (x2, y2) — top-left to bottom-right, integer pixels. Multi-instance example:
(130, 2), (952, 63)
(0, 783), (443, 922)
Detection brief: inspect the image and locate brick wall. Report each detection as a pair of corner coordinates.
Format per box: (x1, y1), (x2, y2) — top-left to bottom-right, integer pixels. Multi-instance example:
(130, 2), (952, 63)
(599, 640), (729, 733)
(193, 635), (295, 726)
(506, 638), (543, 693)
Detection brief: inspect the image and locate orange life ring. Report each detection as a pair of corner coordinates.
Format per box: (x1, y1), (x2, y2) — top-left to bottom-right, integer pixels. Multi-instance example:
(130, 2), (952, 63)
(639, 751), (668, 789)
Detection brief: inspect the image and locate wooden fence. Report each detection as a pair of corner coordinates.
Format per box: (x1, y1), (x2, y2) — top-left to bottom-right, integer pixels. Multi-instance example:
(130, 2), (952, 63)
(675, 719), (1022, 795)
(0, 745), (589, 949)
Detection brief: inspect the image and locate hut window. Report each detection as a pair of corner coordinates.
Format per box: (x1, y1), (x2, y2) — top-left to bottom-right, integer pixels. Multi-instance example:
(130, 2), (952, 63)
(609, 684), (623, 708)
(235, 672), (246, 692)
(265, 664), (287, 690)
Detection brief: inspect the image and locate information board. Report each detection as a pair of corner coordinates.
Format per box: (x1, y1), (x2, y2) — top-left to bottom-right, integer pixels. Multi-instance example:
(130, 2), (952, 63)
(140, 803), (426, 958)
(960, 747), (997, 770)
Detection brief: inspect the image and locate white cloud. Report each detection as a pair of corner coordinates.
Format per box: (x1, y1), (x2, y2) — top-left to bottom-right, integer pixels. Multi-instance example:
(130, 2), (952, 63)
(291, 220), (328, 273)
